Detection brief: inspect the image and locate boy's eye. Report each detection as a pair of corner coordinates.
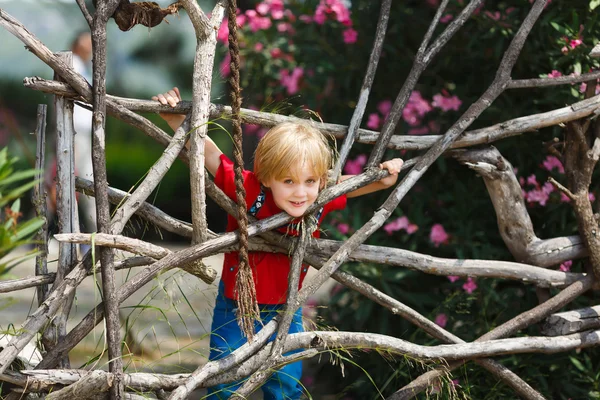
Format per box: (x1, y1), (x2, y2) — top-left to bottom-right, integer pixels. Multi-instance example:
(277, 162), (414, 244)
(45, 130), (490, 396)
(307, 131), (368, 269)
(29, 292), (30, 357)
(306, 179), (316, 184)
(283, 179), (294, 184)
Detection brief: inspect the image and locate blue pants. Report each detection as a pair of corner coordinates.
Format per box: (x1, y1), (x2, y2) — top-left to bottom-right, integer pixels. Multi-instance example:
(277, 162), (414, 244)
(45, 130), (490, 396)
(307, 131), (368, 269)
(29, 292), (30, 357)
(206, 282), (304, 399)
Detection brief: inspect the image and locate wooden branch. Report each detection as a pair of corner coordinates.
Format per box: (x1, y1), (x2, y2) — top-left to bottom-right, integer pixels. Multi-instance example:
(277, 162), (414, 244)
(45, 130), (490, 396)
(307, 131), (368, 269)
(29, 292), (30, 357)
(507, 70), (600, 89)
(24, 77), (600, 152)
(47, 51), (79, 368)
(541, 305), (600, 336)
(333, 0), (392, 179)
(452, 146), (586, 266)
(0, 257), (153, 294)
(75, 0), (93, 27)
(54, 233), (170, 259)
(563, 118), (600, 280)
(45, 370), (113, 400)
(32, 104), (49, 306)
(91, 2), (124, 396)
(179, 0), (225, 248)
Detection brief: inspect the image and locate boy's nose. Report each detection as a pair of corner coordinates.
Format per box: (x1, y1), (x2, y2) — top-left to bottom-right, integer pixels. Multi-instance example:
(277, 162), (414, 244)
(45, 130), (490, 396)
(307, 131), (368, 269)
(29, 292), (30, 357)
(294, 185), (307, 196)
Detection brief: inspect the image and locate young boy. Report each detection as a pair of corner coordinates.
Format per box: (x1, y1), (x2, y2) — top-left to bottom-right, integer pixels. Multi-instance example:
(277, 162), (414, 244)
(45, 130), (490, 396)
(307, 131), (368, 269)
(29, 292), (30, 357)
(154, 87), (403, 399)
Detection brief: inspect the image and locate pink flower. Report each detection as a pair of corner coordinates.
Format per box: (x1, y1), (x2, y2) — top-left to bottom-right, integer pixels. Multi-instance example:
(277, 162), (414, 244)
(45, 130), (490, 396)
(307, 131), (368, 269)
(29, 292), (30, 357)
(542, 156), (564, 173)
(383, 216), (408, 235)
(426, 0), (440, 7)
(430, 223), (449, 247)
(377, 99), (393, 118)
(432, 93), (462, 112)
(434, 313), (448, 328)
(313, 9), (327, 24)
(246, 10), (272, 31)
(256, 2), (269, 15)
(314, 0), (353, 26)
(343, 28), (358, 44)
(526, 188), (550, 206)
(547, 70), (563, 78)
(526, 174), (538, 187)
(570, 38), (583, 49)
(447, 275), (460, 283)
(382, 216), (419, 235)
(462, 277), (477, 294)
(337, 223), (350, 235)
(590, 192), (596, 202)
(280, 67), (304, 95)
(217, 20), (229, 43)
(254, 42), (264, 52)
(559, 260), (572, 272)
(366, 113), (381, 130)
(440, 14), (453, 23)
(344, 154), (367, 175)
(560, 192), (571, 203)
(403, 91), (432, 126)
(270, 48), (283, 58)
(406, 223), (418, 234)
(271, 9), (284, 19)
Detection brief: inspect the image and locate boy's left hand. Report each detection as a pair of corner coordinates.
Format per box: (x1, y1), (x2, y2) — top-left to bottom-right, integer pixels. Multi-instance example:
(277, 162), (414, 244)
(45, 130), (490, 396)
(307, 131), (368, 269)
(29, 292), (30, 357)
(379, 158), (404, 186)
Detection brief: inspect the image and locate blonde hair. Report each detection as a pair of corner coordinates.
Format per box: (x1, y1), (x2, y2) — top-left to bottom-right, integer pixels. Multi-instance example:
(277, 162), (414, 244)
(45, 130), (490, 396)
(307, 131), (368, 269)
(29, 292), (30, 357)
(254, 122), (333, 185)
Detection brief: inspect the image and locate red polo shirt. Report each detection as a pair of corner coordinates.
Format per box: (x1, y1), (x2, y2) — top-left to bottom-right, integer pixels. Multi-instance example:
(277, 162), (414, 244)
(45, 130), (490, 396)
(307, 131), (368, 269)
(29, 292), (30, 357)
(214, 154), (347, 304)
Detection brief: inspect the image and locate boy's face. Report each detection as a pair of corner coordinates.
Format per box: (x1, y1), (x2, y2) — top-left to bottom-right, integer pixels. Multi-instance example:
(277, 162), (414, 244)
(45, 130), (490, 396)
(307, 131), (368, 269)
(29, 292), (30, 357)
(263, 161), (321, 218)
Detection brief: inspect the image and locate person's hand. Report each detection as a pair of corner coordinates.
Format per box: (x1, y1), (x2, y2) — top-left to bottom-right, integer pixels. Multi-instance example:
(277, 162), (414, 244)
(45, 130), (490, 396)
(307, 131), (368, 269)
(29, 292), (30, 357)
(379, 158), (404, 187)
(152, 87), (185, 131)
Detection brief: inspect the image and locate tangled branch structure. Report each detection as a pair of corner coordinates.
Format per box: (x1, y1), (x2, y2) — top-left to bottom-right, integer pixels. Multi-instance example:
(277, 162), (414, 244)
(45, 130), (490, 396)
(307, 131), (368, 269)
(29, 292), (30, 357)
(1, 0), (600, 399)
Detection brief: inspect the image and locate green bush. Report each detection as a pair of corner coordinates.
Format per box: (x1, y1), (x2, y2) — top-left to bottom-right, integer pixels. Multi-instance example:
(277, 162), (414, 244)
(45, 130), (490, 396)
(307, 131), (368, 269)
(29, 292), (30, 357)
(0, 147), (44, 278)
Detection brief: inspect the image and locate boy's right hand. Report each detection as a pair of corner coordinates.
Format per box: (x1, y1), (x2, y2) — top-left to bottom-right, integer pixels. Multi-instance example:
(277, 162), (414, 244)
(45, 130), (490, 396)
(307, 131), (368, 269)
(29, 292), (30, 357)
(152, 87), (185, 131)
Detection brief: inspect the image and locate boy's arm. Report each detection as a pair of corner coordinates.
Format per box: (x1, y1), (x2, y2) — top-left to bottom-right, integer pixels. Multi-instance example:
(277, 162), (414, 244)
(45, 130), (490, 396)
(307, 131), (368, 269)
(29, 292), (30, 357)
(153, 87), (223, 177)
(342, 158), (404, 198)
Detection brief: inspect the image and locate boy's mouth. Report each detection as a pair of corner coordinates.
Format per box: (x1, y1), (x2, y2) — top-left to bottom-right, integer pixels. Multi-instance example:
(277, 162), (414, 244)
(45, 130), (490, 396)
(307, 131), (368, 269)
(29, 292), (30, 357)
(290, 201), (306, 207)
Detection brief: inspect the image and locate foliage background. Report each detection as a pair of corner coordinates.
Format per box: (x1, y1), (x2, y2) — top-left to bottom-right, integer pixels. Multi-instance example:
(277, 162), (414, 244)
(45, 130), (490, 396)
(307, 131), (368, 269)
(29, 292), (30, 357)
(2, 0), (600, 398)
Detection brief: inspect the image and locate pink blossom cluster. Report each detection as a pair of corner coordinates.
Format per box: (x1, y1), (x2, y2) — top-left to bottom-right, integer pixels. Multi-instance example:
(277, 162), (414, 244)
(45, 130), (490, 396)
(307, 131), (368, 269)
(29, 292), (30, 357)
(313, 0), (357, 44)
(383, 216), (418, 235)
(217, 1), (288, 41)
(366, 90), (461, 135)
(520, 174), (558, 206)
(446, 276), (478, 294)
(432, 91), (462, 112)
(280, 67), (305, 95)
(430, 223), (449, 247)
(519, 156), (596, 206)
(560, 24), (584, 54)
(559, 260), (572, 272)
(366, 99), (392, 130)
(343, 154), (367, 174)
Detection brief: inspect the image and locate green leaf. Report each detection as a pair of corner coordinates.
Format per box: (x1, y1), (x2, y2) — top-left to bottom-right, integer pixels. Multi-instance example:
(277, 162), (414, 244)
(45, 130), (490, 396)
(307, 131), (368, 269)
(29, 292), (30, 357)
(0, 169), (41, 187)
(590, 0), (600, 11)
(550, 22), (570, 36)
(570, 356), (586, 372)
(14, 217), (45, 241)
